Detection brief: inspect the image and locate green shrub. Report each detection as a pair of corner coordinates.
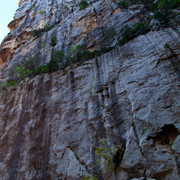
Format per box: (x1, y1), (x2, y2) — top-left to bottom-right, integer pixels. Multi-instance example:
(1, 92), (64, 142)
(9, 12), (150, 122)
(132, 22), (152, 35)
(83, 175), (97, 180)
(118, 0), (180, 25)
(153, 0), (180, 11)
(164, 43), (170, 49)
(141, 126), (148, 135)
(6, 57), (37, 85)
(47, 50), (65, 71)
(150, 0), (180, 24)
(169, 141), (174, 147)
(47, 58), (59, 72)
(15, 57), (37, 80)
(20, 43), (25, 47)
(101, 104), (105, 109)
(117, 0), (129, 9)
(39, 11), (45, 15)
(35, 65), (49, 74)
(2, 57), (39, 89)
(1, 80), (18, 89)
(95, 138), (125, 173)
(117, 0), (154, 8)
(67, 44), (87, 64)
(151, 11), (169, 25)
(31, 24), (54, 37)
(118, 25), (133, 45)
(3, 43), (112, 88)
(118, 22), (151, 45)
(15, 67), (34, 80)
(44, 24), (54, 31)
(31, 28), (44, 37)
(79, 1), (89, 10)
(31, 4), (36, 9)
(41, 42), (47, 48)
(63, 5), (68, 10)
(50, 36), (57, 46)
(66, 45), (102, 65)
(100, 27), (117, 51)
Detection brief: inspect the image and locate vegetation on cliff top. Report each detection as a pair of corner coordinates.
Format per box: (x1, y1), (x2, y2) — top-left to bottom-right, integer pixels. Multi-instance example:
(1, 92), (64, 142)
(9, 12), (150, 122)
(1, 0), (180, 90)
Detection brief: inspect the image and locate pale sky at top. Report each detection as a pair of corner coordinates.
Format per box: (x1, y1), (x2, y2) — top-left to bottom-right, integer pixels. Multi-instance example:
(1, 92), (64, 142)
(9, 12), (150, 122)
(0, 0), (18, 43)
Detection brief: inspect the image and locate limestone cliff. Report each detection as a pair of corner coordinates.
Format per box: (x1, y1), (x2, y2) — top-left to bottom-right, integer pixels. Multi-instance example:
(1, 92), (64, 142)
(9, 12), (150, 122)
(0, 0), (180, 179)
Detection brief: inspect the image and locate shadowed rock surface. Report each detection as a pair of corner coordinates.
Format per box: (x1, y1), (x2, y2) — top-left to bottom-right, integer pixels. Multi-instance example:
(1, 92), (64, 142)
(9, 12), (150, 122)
(0, 0), (180, 179)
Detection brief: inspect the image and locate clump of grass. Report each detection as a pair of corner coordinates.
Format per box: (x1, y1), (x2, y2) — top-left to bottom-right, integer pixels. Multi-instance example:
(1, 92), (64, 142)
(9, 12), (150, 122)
(0, 80), (18, 90)
(150, 0), (180, 25)
(117, 0), (129, 9)
(100, 27), (117, 51)
(63, 5), (68, 10)
(95, 138), (125, 173)
(79, 1), (89, 10)
(83, 175), (97, 180)
(50, 36), (57, 47)
(31, 24), (54, 37)
(169, 141), (174, 147)
(39, 11), (45, 15)
(118, 22), (152, 45)
(164, 43), (170, 49)
(142, 126), (148, 135)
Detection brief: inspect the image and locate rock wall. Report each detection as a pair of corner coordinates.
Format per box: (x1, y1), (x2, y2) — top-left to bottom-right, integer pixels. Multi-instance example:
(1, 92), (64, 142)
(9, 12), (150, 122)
(0, 0), (148, 76)
(0, 0), (180, 179)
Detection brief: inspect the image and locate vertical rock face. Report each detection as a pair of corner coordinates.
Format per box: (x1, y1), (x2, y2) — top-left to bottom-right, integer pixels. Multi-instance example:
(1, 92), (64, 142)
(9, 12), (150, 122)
(0, 0), (180, 180)
(0, 0), (148, 75)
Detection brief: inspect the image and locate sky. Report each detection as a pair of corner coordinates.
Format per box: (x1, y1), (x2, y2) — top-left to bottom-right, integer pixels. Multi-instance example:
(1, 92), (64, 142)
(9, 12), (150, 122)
(0, 0), (18, 43)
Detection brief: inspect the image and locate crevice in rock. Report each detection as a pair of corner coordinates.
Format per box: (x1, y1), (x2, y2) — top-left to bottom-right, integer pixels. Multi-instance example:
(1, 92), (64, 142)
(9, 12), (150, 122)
(94, 57), (102, 90)
(92, 133), (103, 180)
(67, 146), (90, 175)
(147, 124), (179, 146)
(175, 156), (180, 177)
(151, 168), (173, 180)
(69, 70), (75, 91)
(91, 96), (106, 179)
(166, 47), (180, 79)
(113, 143), (126, 170)
(42, 124), (51, 180)
(128, 97), (144, 155)
(131, 120), (144, 156)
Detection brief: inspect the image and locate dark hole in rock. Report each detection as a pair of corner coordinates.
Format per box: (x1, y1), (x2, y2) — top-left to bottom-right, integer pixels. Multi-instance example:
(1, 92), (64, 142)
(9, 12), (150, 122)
(147, 124), (179, 145)
(0, 48), (11, 67)
(113, 144), (126, 169)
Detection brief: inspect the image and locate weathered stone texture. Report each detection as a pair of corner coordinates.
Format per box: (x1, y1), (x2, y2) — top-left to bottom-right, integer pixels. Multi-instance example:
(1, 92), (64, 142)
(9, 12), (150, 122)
(0, 0), (148, 75)
(0, 28), (180, 179)
(0, 0), (180, 179)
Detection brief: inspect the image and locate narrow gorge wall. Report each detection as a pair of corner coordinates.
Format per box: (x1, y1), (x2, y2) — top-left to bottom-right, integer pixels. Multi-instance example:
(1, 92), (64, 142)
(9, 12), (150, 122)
(0, 0), (180, 179)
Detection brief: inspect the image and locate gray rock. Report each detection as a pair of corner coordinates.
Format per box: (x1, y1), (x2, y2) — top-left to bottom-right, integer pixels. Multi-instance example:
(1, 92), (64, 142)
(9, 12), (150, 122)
(0, 0), (180, 179)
